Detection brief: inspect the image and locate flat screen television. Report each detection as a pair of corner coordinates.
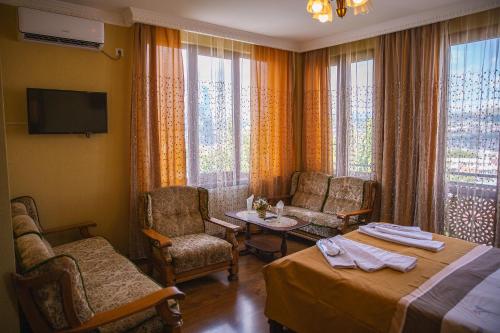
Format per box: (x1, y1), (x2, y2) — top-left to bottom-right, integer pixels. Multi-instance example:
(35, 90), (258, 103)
(27, 88), (107, 135)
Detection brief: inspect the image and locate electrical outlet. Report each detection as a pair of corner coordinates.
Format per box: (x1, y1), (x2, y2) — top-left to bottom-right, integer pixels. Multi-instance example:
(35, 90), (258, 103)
(115, 48), (124, 57)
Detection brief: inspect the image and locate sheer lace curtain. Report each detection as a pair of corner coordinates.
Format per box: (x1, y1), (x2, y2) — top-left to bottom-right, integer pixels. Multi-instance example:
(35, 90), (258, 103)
(330, 39), (376, 179)
(301, 41), (376, 178)
(181, 32), (252, 231)
(439, 9), (500, 246)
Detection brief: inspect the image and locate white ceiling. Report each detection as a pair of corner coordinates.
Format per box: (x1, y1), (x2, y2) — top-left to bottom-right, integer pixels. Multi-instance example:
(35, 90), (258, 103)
(2, 0), (500, 51)
(62, 0), (465, 42)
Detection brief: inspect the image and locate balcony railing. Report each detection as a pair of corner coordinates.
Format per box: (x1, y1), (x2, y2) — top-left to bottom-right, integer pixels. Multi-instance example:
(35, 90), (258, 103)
(445, 171), (497, 245)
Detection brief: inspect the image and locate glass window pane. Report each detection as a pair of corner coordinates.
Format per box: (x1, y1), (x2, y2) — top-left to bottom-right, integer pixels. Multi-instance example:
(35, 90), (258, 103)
(348, 59), (373, 178)
(197, 55), (234, 177)
(446, 38), (500, 186)
(330, 65), (338, 172)
(240, 57), (251, 180)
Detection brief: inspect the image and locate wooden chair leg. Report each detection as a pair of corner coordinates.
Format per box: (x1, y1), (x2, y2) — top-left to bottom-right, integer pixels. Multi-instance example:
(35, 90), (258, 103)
(165, 265), (176, 287)
(228, 264), (238, 281)
(228, 245), (239, 281)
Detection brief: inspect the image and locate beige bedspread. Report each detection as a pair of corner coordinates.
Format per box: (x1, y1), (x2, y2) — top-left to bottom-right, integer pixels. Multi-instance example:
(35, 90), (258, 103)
(263, 231), (477, 333)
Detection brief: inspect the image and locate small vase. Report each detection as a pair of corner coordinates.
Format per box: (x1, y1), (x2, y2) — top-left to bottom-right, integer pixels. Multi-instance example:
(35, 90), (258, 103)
(257, 209), (266, 219)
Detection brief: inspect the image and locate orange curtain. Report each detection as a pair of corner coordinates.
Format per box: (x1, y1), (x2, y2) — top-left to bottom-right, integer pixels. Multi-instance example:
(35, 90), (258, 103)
(249, 45), (295, 198)
(373, 23), (443, 232)
(302, 48), (333, 174)
(130, 24), (186, 258)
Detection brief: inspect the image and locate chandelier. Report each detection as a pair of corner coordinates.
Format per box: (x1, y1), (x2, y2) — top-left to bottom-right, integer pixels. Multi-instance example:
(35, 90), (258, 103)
(306, 0), (373, 23)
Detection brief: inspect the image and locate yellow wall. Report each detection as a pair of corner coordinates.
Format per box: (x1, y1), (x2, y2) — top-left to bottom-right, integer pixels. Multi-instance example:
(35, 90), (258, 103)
(0, 4), (132, 254)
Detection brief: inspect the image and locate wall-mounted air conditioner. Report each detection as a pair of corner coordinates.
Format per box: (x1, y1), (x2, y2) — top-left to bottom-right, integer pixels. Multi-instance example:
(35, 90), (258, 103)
(18, 7), (104, 50)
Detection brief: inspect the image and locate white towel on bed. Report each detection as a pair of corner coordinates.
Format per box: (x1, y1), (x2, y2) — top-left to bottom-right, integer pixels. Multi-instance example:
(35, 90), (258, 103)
(317, 239), (356, 269)
(370, 222), (433, 240)
(317, 236), (417, 272)
(359, 224), (445, 252)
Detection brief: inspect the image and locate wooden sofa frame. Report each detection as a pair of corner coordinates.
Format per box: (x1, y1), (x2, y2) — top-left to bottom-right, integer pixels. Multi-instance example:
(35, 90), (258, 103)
(11, 196), (185, 333)
(142, 217), (240, 286)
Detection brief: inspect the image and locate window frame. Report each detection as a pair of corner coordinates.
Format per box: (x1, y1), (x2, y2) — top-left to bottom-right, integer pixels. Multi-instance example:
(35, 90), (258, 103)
(330, 50), (375, 179)
(183, 44), (250, 189)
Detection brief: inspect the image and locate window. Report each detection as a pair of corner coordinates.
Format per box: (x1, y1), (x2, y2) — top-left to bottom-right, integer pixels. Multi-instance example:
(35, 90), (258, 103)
(444, 36), (500, 245)
(330, 52), (374, 178)
(183, 45), (251, 188)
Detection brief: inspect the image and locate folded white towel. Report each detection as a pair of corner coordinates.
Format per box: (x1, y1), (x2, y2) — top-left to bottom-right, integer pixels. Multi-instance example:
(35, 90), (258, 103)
(370, 222), (433, 240)
(359, 225), (445, 252)
(317, 239), (356, 269)
(317, 236), (417, 272)
(336, 237), (417, 272)
(322, 239), (341, 256)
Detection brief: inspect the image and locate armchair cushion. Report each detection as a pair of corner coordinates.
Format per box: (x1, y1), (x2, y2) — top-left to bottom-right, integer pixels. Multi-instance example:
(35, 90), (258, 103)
(290, 172), (330, 212)
(163, 233), (233, 274)
(11, 201), (28, 217)
(322, 177), (365, 215)
(12, 214), (42, 238)
(15, 233), (54, 271)
(284, 206), (342, 229)
(148, 186), (205, 238)
(11, 196), (43, 231)
(54, 237), (174, 333)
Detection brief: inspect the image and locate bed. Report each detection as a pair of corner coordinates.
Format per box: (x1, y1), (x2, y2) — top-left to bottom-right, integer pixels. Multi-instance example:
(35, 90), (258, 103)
(263, 230), (500, 333)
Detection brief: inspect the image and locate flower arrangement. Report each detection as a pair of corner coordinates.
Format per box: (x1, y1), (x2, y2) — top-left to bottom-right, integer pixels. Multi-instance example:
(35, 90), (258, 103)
(253, 197), (270, 218)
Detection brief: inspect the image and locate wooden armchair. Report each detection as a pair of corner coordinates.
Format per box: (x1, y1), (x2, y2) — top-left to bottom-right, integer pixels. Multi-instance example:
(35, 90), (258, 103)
(141, 186), (240, 286)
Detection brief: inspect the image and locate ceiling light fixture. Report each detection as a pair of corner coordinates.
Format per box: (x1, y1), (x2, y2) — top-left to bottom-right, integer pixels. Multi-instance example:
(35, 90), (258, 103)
(308, 0), (373, 23)
(306, 0), (330, 14)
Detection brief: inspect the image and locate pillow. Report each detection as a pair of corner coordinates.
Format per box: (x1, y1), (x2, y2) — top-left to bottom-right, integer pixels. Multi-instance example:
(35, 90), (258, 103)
(15, 233), (54, 271)
(12, 214), (41, 238)
(23, 255), (95, 330)
(11, 202), (28, 217)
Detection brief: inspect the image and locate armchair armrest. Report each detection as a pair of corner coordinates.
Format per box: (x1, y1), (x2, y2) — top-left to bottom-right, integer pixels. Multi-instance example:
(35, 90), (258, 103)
(268, 195), (292, 206)
(336, 208), (372, 220)
(142, 228), (173, 248)
(206, 217), (240, 232)
(336, 209), (373, 234)
(63, 287), (185, 333)
(43, 221), (97, 238)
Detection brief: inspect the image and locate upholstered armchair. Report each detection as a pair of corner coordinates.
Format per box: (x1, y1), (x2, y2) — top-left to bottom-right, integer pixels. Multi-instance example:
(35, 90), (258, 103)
(141, 186), (240, 286)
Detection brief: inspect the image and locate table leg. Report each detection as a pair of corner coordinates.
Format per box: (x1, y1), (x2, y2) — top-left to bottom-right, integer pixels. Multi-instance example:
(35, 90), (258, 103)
(239, 222), (252, 256)
(280, 233), (288, 257)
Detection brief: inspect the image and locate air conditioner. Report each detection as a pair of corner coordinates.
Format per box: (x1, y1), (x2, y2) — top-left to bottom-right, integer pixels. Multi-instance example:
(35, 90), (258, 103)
(18, 7), (104, 50)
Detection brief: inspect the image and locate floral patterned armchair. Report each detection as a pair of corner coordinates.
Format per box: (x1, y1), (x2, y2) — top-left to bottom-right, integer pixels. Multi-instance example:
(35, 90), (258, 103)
(141, 186), (240, 286)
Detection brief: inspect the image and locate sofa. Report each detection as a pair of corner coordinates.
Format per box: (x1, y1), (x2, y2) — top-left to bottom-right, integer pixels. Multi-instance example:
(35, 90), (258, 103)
(11, 196), (184, 333)
(271, 172), (377, 240)
(141, 186), (240, 287)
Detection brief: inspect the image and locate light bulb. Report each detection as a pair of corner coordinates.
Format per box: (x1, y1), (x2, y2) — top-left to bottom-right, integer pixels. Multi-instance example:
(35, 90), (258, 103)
(318, 14), (328, 23)
(311, 2), (323, 13)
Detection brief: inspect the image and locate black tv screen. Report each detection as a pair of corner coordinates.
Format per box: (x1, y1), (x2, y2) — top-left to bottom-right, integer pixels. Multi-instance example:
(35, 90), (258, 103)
(27, 88), (107, 134)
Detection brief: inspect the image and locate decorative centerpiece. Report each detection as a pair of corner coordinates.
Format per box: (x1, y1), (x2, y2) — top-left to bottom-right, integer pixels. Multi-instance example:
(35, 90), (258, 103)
(253, 198), (270, 219)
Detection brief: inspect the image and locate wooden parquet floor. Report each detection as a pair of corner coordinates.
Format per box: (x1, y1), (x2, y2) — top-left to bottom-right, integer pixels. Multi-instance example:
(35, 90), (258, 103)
(177, 235), (312, 333)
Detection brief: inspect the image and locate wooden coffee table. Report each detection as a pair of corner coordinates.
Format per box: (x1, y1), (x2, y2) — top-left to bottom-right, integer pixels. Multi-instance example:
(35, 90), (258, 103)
(225, 210), (310, 258)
